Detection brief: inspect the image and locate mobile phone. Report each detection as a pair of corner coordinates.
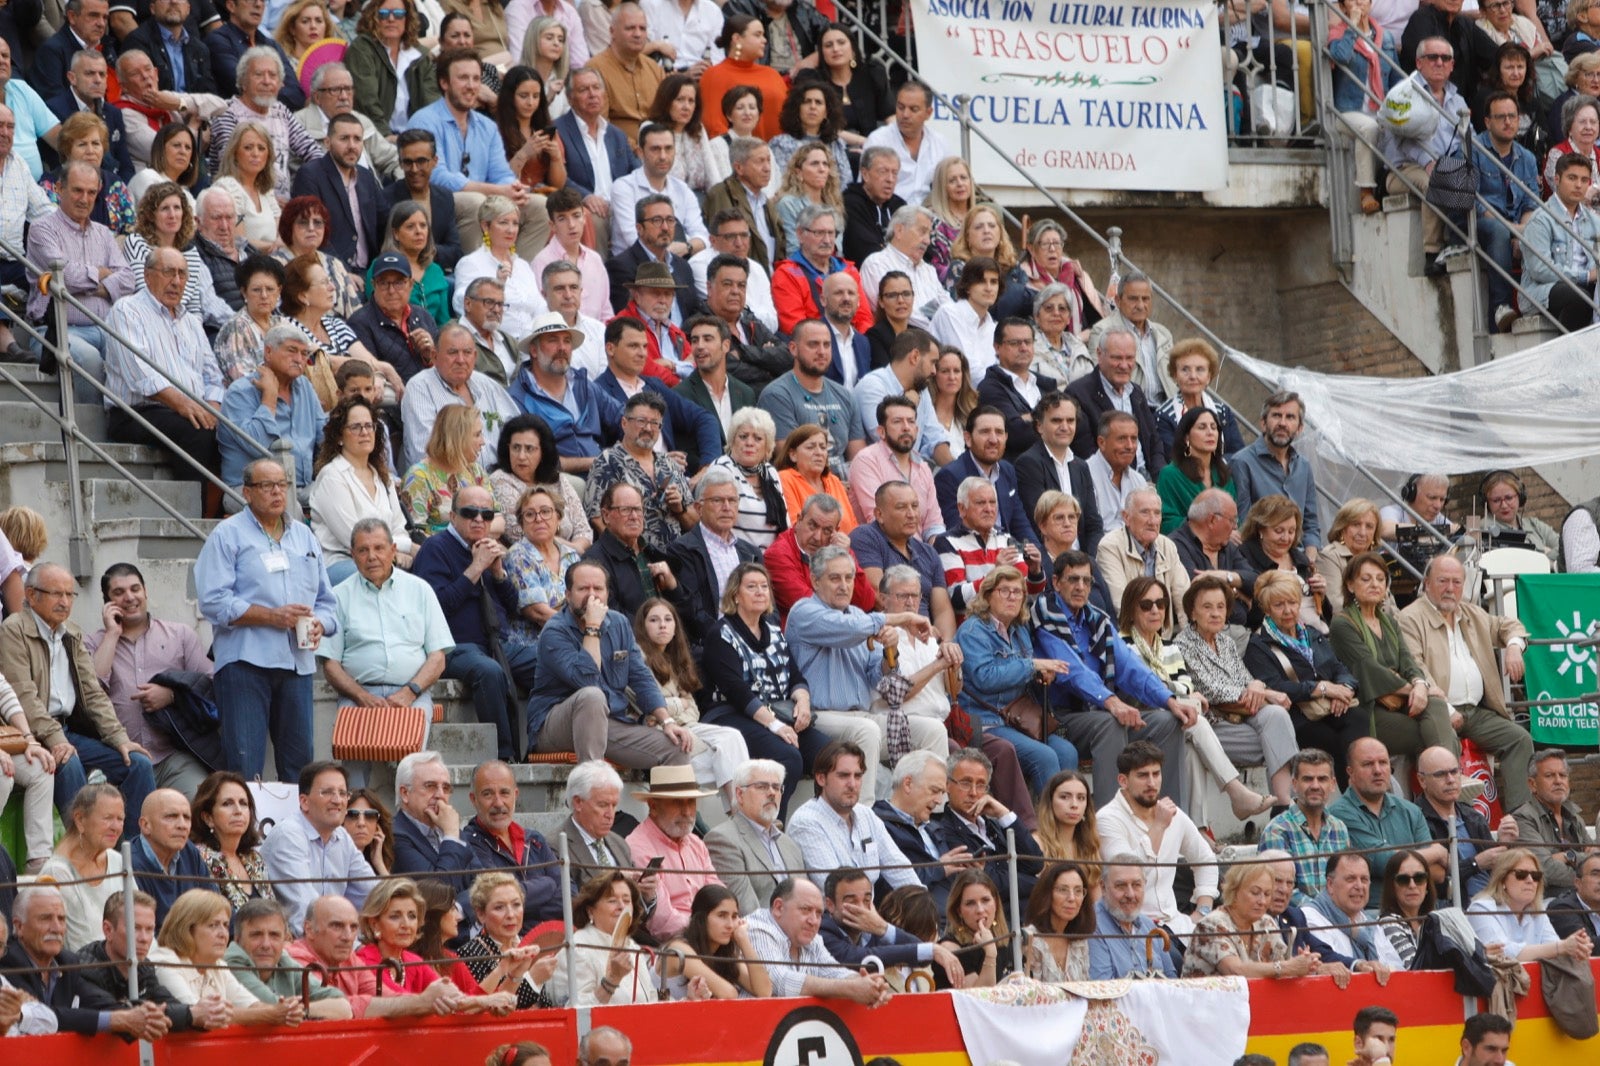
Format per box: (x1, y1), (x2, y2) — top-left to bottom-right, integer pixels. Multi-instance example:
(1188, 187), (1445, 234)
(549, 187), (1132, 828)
(543, 125), (559, 138)
(643, 855), (665, 872)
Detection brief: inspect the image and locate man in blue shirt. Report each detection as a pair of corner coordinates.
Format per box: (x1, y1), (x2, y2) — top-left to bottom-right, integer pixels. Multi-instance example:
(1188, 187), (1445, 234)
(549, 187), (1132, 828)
(1032, 550), (1187, 803)
(411, 485), (537, 763)
(195, 457), (338, 781)
(1089, 854), (1177, 979)
(408, 48), (549, 259)
(1230, 391), (1322, 552)
(217, 324), (326, 505)
(1474, 90), (1541, 332)
(509, 310), (621, 473)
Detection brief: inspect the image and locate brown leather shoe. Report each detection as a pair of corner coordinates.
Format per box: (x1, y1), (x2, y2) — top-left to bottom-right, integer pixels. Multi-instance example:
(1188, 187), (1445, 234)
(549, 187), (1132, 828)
(1360, 191), (1381, 215)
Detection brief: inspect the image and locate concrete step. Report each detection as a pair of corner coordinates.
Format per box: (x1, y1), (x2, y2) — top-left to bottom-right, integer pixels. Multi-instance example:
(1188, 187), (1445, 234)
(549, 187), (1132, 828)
(0, 401), (105, 443)
(90, 517), (219, 561)
(0, 367), (61, 406)
(83, 477), (200, 522)
(429, 721), (496, 769)
(1, 440), (182, 484)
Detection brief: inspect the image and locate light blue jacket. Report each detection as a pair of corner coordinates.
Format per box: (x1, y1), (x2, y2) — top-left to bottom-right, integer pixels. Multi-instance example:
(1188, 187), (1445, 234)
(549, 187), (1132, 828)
(1521, 192), (1600, 308)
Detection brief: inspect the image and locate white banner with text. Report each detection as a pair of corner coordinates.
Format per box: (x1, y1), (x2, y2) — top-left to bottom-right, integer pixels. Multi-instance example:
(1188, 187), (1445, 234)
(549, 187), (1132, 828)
(909, 0), (1229, 190)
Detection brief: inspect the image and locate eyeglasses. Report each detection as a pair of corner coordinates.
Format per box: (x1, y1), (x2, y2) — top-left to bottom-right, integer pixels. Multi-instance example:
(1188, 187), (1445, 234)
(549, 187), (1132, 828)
(345, 422), (375, 433)
(1137, 597), (1168, 611)
(246, 479), (290, 491)
(642, 214), (677, 226)
(456, 506), (495, 521)
(317, 83), (354, 95)
(315, 788), (351, 800)
(743, 781), (782, 793)
(399, 155), (434, 168)
(881, 289), (914, 299)
(717, 230), (751, 241)
(375, 7), (406, 17)
(1510, 868), (1544, 883)
(520, 507), (557, 521)
(606, 505), (645, 516)
(989, 585), (1025, 598)
(950, 777), (989, 792)
(470, 296), (506, 311)
(34, 587), (77, 599)
(1392, 872), (1429, 887)
(1059, 574), (1093, 586)
(804, 227), (838, 238)
(345, 808), (380, 822)
(623, 416), (663, 430)
(1422, 767), (1461, 780)
(296, 216), (327, 228)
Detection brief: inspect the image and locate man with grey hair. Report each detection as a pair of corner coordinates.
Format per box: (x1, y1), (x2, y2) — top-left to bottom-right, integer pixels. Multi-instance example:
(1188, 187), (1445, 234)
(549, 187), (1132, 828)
(194, 186), (251, 311)
(553, 65), (642, 255)
(772, 202), (876, 334)
(860, 203), (950, 329)
(210, 0), (306, 109)
(559, 759), (660, 910)
(936, 474), (1042, 617)
(206, 46), (323, 197)
(103, 242), (226, 512)
(935, 747), (1043, 903)
(399, 320), (519, 469)
(1097, 487), (1191, 629)
(1171, 487), (1251, 625)
(579, 1025), (634, 1066)
(1065, 326), (1164, 479)
(705, 759), (804, 914)
(667, 466), (762, 640)
(1233, 390), (1322, 551)
(768, 492), (876, 622)
(702, 135), (782, 270)
(842, 143), (905, 264)
(218, 323), (325, 502)
(391, 751), (473, 891)
(195, 457), (338, 781)
(1089, 852), (1178, 978)
(872, 749), (974, 910)
(1086, 272), (1174, 403)
(294, 61), (398, 180)
(460, 276), (519, 386)
(317, 517), (452, 779)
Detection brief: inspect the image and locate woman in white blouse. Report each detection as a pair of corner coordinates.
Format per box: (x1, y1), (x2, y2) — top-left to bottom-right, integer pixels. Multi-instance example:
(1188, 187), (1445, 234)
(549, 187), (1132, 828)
(212, 121), (284, 253)
(1468, 848), (1594, 961)
(928, 255), (1002, 382)
(452, 195), (547, 341)
(310, 395), (416, 585)
(550, 872), (653, 1006)
(149, 890), (305, 1026)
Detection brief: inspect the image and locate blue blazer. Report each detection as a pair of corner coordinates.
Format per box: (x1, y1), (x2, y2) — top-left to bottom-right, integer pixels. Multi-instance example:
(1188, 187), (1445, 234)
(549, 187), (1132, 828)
(391, 809), (477, 896)
(826, 330), (872, 388)
(555, 110), (639, 197)
(933, 452), (1040, 548)
(593, 368), (721, 473)
(29, 26), (102, 101)
(45, 92), (134, 182)
(291, 154), (382, 272)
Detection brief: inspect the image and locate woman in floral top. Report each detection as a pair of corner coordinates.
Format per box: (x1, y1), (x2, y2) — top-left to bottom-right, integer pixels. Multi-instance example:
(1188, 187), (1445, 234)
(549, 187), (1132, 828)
(1183, 862), (1316, 978)
(214, 256), (287, 383)
(504, 485), (580, 645)
(1022, 862), (1094, 982)
(190, 771), (276, 911)
(402, 404), (496, 534)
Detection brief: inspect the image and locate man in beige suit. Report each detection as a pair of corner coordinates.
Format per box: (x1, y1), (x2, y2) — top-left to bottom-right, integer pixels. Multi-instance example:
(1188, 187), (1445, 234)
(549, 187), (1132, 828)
(1397, 554), (1535, 810)
(705, 759), (804, 915)
(1096, 487), (1190, 633)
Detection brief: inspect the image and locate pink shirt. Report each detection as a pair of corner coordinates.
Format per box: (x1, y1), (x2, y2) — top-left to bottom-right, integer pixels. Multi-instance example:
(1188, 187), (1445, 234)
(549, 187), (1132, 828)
(625, 815), (722, 942)
(286, 938), (373, 1018)
(530, 239), (611, 323)
(847, 441), (942, 537)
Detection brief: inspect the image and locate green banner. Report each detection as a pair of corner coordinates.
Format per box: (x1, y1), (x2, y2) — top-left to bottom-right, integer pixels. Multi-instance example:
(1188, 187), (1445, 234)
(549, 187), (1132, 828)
(1516, 573), (1600, 747)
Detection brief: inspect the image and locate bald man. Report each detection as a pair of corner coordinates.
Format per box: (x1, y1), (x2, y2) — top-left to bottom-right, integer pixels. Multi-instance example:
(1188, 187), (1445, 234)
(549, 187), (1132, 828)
(129, 789), (220, 924)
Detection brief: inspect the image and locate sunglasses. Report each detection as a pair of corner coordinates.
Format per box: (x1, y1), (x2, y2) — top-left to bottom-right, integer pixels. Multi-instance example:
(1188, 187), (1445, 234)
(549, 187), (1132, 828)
(456, 506), (496, 521)
(376, 7), (406, 17)
(1138, 597), (1168, 611)
(345, 809), (380, 822)
(1510, 868), (1544, 883)
(1392, 872), (1429, 887)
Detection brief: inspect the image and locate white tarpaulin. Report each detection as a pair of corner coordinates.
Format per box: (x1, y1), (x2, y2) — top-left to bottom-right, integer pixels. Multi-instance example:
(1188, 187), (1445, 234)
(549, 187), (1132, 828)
(907, 0), (1228, 190)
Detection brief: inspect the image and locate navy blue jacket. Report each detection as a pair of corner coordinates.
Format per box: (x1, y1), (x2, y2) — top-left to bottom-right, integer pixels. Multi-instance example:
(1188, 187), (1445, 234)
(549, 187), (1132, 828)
(462, 817), (565, 929)
(347, 300), (438, 381)
(932, 808), (1043, 908)
(826, 330), (871, 388)
(44, 91), (134, 182)
(1, 940), (123, 1035)
(933, 452), (1040, 548)
(392, 807), (476, 895)
(1064, 370), (1165, 479)
(30, 26), (112, 101)
(871, 799), (954, 910)
(976, 366), (1059, 461)
(291, 155), (382, 272)
(412, 527), (520, 648)
(665, 523), (760, 644)
(130, 837), (220, 927)
(208, 23), (305, 109)
(123, 19), (218, 96)
(593, 368), (721, 474)
(555, 109), (638, 197)
(819, 911), (927, 969)
(1014, 440), (1104, 557)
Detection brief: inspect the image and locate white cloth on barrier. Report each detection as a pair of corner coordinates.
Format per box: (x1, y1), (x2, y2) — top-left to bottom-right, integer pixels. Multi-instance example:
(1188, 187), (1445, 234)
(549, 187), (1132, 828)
(949, 975), (1249, 1066)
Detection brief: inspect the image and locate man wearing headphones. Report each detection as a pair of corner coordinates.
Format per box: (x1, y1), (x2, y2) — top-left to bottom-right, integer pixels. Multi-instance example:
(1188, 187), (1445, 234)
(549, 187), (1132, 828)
(1479, 471), (1559, 563)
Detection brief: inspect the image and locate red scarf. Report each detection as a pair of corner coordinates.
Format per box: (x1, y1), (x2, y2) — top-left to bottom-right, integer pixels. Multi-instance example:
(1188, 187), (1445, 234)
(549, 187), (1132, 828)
(621, 299), (686, 387)
(117, 98), (172, 132)
(1328, 21), (1387, 115)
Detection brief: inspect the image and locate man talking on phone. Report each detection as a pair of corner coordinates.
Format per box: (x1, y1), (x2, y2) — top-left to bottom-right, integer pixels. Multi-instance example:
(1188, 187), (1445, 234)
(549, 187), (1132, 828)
(526, 560), (694, 770)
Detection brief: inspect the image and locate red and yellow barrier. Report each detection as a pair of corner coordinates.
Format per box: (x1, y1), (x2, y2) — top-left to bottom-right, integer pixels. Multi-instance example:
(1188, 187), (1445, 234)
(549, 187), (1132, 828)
(12, 961), (1598, 1065)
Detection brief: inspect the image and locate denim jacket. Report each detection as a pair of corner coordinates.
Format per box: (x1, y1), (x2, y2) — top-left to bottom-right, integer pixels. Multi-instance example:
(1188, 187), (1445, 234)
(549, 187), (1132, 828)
(1521, 192), (1600, 307)
(1328, 26), (1402, 114)
(954, 615), (1036, 720)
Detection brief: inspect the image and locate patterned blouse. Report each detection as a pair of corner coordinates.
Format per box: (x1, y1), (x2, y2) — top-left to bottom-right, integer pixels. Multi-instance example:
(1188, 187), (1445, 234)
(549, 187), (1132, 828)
(581, 446), (693, 555)
(1173, 624), (1255, 704)
(504, 535), (580, 646)
(197, 845), (276, 911)
(273, 249), (366, 319)
(707, 455), (786, 549)
(1181, 908), (1290, 976)
(401, 460), (492, 533)
(1023, 926), (1090, 982)
(457, 933), (555, 1010)
(214, 311), (284, 382)
(927, 215), (960, 284)
(488, 468), (590, 549)
(671, 127), (729, 193)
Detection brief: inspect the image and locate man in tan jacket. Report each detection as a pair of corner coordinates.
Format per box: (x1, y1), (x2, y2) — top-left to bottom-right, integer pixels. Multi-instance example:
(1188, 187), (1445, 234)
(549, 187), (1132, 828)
(1397, 553), (1535, 811)
(1096, 487), (1190, 634)
(0, 563), (154, 829)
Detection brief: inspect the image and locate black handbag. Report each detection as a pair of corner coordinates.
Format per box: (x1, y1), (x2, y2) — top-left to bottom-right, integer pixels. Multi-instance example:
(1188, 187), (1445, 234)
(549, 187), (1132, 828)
(1426, 127), (1478, 214)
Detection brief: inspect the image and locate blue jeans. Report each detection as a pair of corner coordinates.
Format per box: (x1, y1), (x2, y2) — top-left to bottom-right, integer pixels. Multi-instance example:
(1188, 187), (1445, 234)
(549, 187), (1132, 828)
(445, 642), (538, 761)
(216, 661), (314, 782)
(52, 729), (155, 839)
(978, 717), (1078, 794)
(1478, 213), (1516, 313)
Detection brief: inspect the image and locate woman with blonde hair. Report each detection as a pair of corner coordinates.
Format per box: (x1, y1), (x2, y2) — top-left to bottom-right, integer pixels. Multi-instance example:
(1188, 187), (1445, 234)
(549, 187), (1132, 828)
(213, 121), (282, 252)
(357, 877), (515, 1010)
(1468, 847), (1593, 961)
(151, 890), (305, 1024)
(1032, 771), (1102, 883)
(1182, 862), (1314, 978)
(1240, 494), (1330, 630)
(946, 204), (1031, 321)
(0, 506), (46, 569)
(1315, 497), (1388, 614)
(924, 156), (976, 282)
(774, 423), (855, 531)
(774, 140), (844, 251)
(458, 872), (557, 1009)
(41, 112), (134, 233)
(402, 403), (497, 533)
(36, 783), (120, 948)
(939, 870), (1012, 987)
(706, 406), (787, 548)
(275, 0), (341, 75)
(452, 195), (545, 341)
(520, 16), (572, 116)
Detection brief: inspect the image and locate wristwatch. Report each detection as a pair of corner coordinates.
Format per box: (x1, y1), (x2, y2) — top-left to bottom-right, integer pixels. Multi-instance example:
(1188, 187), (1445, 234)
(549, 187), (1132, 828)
(584, 626), (602, 637)
(402, 682), (422, 698)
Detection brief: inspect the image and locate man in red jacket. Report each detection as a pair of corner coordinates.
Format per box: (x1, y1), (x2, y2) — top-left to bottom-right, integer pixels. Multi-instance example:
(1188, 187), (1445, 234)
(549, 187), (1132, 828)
(772, 202), (874, 335)
(766, 494), (874, 624)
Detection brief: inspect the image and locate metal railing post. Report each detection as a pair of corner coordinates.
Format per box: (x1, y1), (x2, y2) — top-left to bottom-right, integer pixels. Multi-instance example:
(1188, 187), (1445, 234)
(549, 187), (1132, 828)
(559, 832), (576, 995)
(120, 840), (154, 1066)
(955, 95), (972, 165)
(48, 260), (92, 583)
(1005, 828), (1023, 977)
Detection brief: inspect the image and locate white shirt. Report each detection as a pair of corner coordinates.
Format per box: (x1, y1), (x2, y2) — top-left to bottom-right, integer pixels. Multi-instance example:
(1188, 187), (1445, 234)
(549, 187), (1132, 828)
(928, 299), (996, 381)
(870, 632), (950, 721)
(786, 798), (921, 892)
(1467, 898), (1559, 960)
(863, 121), (952, 206)
(577, 114), (616, 198)
(640, 0), (726, 68)
(399, 369), (520, 469)
(32, 609), (73, 720)
(1000, 366), (1041, 409)
(566, 313), (609, 378)
(1097, 789), (1218, 935)
(609, 170), (709, 256)
(690, 245), (778, 331)
(1087, 450), (1147, 534)
(828, 319), (860, 388)
(390, 48), (422, 133)
(1443, 616), (1486, 707)
(859, 243), (951, 329)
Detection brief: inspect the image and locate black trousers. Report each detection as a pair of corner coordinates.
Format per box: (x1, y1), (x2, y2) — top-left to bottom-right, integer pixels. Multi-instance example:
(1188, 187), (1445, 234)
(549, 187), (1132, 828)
(108, 403), (219, 483)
